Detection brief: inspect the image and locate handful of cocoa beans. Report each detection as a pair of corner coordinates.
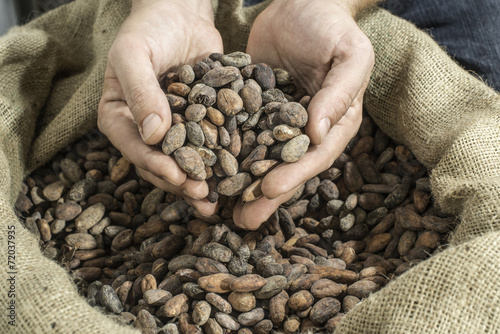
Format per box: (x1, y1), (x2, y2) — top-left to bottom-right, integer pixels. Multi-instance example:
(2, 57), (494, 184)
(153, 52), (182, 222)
(160, 52), (310, 204)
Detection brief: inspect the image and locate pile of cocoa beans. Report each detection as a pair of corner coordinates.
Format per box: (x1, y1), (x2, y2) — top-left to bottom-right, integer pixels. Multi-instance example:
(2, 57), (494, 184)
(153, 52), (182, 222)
(15, 54), (457, 334)
(161, 52), (310, 203)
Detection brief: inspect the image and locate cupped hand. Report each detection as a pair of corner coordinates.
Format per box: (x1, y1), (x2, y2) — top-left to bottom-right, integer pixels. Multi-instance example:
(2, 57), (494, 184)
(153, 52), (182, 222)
(98, 0), (222, 214)
(236, 0), (375, 229)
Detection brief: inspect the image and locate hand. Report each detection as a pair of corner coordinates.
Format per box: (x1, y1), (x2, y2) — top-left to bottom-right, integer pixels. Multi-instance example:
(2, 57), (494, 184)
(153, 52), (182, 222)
(236, 0), (375, 229)
(98, 0), (222, 214)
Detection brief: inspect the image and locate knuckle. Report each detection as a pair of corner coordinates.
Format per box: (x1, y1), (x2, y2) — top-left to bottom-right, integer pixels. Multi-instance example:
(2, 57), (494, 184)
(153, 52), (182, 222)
(334, 90), (356, 116)
(351, 33), (373, 53)
(96, 101), (110, 133)
(128, 85), (150, 121)
(336, 30), (374, 62)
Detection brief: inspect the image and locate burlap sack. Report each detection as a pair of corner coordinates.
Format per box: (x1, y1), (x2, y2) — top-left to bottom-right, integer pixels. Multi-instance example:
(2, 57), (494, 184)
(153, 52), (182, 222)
(0, 0), (498, 333)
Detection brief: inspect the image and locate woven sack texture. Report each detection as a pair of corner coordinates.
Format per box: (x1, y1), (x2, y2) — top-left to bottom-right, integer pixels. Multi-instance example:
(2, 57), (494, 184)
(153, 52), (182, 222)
(0, 0), (498, 333)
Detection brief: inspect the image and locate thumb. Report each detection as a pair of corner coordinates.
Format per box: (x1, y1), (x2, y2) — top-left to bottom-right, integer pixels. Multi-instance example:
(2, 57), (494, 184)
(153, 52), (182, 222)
(111, 44), (171, 145)
(306, 30), (373, 145)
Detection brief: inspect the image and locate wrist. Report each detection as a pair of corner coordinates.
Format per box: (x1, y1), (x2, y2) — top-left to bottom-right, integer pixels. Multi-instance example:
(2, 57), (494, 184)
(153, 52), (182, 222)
(339, 0), (381, 17)
(132, 0), (214, 17)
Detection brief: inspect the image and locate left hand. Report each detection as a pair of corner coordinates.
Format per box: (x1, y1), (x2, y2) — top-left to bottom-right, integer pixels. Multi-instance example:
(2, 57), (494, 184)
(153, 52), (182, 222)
(235, 0), (375, 229)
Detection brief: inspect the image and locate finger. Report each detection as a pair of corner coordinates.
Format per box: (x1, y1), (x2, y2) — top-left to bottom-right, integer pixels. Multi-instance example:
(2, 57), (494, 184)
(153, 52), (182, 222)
(306, 28), (374, 145)
(184, 197), (219, 217)
(108, 39), (171, 144)
(137, 166), (217, 216)
(98, 99), (186, 186)
(233, 184), (303, 231)
(136, 166), (209, 200)
(262, 93), (363, 199)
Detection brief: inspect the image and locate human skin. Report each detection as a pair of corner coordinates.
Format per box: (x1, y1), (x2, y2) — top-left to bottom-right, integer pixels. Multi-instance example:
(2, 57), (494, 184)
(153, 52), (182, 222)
(98, 0), (376, 229)
(98, 0), (221, 214)
(235, 0), (376, 229)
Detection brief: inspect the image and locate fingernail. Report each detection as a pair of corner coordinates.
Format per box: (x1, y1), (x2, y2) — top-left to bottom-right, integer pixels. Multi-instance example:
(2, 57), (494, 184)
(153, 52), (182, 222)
(319, 117), (331, 142)
(141, 113), (162, 141)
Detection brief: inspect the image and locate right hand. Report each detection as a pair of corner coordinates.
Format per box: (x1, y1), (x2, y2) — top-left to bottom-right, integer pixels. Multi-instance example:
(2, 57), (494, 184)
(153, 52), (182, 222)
(98, 0), (222, 214)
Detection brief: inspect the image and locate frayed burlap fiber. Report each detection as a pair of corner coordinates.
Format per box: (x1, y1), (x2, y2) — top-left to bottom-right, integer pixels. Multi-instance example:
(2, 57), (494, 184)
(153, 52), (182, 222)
(0, 0), (498, 333)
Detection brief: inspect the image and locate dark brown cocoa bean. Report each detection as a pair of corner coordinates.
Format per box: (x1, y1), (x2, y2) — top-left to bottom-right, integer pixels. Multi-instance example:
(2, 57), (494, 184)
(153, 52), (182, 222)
(255, 63), (276, 91)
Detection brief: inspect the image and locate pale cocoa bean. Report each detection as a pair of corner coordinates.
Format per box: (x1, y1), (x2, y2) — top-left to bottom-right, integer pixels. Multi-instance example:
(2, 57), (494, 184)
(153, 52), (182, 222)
(206, 292), (232, 314)
(217, 88), (243, 116)
(228, 291), (256, 312)
(240, 80), (262, 114)
(43, 181), (66, 201)
(215, 313), (240, 331)
(273, 68), (293, 85)
(192, 300), (211, 326)
(346, 279), (379, 299)
(272, 124), (302, 142)
(307, 266), (358, 285)
(254, 275), (287, 299)
(198, 273), (235, 293)
(199, 119), (219, 150)
(231, 78), (244, 93)
(177, 64), (195, 84)
(100, 285), (123, 314)
(279, 102), (308, 128)
(281, 134), (309, 163)
(221, 51), (251, 68)
(75, 203), (106, 231)
(162, 123), (186, 156)
(158, 293), (189, 317)
(201, 243), (233, 263)
(229, 274), (266, 292)
(287, 290), (314, 311)
(217, 149), (238, 176)
(238, 307), (265, 327)
(217, 172), (252, 196)
(143, 289), (172, 306)
(203, 66), (240, 88)
(205, 106), (225, 126)
(241, 178), (263, 203)
(65, 233), (97, 250)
